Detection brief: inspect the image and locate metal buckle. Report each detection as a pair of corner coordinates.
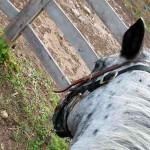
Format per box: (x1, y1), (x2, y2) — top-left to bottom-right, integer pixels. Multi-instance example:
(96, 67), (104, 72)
(100, 71), (118, 85)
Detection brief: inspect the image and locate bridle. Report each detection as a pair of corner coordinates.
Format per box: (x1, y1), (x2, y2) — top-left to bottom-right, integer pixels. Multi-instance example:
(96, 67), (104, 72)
(54, 61), (150, 93)
(53, 61), (150, 138)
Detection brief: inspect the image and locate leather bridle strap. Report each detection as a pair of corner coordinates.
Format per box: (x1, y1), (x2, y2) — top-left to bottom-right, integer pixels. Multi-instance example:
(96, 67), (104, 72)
(74, 64), (150, 94)
(54, 61), (150, 93)
(117, 64), (150, 75)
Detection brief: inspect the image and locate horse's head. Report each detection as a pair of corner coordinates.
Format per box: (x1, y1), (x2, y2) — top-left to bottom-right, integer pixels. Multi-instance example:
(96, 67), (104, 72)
(54, 18), (150, 150)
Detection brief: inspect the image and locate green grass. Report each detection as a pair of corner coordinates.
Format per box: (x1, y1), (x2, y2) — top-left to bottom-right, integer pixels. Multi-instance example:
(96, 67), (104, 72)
(0, 31), (68, 149)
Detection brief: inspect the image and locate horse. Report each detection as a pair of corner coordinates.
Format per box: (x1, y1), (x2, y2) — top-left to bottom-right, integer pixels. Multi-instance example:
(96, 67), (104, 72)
(53, 18), (150, 150)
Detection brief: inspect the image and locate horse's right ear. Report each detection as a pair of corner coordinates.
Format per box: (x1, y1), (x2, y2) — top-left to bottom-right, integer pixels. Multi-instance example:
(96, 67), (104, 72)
(121, 18), (145, 60)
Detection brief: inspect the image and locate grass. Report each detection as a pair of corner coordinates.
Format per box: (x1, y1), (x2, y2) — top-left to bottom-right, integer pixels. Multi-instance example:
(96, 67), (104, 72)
(123, 0), (150, 32)
(0, 30), (68, 149)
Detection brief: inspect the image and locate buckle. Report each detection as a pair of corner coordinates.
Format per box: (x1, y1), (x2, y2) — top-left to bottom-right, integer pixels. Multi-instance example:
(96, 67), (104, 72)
(100, 71), (118, 85)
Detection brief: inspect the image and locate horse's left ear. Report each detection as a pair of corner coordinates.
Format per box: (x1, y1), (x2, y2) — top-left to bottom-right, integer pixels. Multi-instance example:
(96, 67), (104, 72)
(121, 18), (145, 60)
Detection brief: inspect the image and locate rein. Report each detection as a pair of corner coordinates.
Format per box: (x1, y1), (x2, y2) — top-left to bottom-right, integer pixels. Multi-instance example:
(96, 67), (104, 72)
(54, 61), (149, 93)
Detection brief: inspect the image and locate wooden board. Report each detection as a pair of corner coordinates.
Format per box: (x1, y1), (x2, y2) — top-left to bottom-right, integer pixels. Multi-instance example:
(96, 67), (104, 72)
(45, 0), (99, 71)
(23, 26), (71, 88)
(5, 0), (49, 41)
(86, 0), (128, 44)
(0, 0), (18, 19)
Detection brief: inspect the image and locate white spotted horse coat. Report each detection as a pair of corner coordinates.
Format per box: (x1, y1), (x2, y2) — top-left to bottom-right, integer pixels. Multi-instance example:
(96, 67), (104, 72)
(55, 18), (150, 150)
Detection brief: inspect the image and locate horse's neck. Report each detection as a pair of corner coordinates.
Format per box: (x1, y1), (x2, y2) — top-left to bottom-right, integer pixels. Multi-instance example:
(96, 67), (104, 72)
(68, 71), (150, 150)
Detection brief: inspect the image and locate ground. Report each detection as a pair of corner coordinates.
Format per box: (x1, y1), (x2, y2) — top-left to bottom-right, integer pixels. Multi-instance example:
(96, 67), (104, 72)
(0, 0), (149, 150)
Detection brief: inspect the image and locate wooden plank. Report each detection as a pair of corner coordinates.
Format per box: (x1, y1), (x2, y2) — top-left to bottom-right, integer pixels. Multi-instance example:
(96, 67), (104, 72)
(5, 0), (49, 41)
(0, 0), (70, 88)
(44, 0), (99, 71)
(0, 0), (18, 19)
(86, 0), (128, 44)
(23, 26), (71, 88)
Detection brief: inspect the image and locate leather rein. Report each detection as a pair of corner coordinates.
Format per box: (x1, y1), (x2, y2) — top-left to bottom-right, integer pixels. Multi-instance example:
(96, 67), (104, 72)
(54, 61), (149, 93)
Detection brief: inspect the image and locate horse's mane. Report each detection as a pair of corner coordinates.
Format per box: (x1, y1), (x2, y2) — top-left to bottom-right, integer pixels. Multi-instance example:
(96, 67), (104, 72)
(70, 79), (150, 150)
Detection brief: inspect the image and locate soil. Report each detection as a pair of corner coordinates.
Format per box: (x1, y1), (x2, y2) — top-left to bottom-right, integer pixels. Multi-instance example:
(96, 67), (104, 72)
(0, 0), (149, 149)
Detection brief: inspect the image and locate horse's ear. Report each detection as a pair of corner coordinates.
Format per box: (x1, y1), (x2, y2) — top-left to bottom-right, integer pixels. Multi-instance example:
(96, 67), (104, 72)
(121, 18), (145, 60)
